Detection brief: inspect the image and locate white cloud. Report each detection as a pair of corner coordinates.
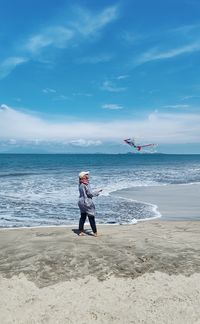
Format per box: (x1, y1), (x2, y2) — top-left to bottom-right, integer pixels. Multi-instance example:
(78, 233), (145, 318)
(101, 80), (126, 92)
(25, 5), (118, 55)
(53, 94), (69, 101)
(102, 104), (123, 110)
(8, 139), (17, 145)
(42, 88), (69, 101)
(163, 104), (190, 109)
(0, 104), (10, 110)
(1, 5), (119, 79)
(72, 5), (118, 36)
(0, 56), (28, 79)
(75, 54), (112, 64)
(121, 31), (144, 44)
(24, 27), (74, 54)
(170, 23), (200, 36)
(117, 75), (129, 80)
(136, 41), (200, 65)
(70, 139), (102, 147)
(42, 88), (57, 94)
(72, 92), (93, 97)
(130, 23), (200, 66)
(181, 95), (200, 101)
(1, 104), (200, 144)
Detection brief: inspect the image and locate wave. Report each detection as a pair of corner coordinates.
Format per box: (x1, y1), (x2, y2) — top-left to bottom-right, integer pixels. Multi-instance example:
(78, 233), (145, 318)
(0, 172), (42, 178)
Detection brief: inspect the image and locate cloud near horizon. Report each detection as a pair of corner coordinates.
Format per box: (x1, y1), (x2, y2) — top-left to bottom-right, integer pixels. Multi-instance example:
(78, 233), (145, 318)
(1, 104), (200, 145)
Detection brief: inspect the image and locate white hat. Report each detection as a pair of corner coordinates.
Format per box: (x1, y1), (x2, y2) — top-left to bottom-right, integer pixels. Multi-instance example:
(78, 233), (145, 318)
(79, 171), (89, 179)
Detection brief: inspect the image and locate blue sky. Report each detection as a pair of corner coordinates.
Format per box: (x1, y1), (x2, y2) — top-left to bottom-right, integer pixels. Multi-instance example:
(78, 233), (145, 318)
(0, 0), (200, 153)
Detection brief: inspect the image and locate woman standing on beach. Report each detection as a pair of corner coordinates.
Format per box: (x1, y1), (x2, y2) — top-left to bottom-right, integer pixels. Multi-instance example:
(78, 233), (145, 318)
(78, 171), (102, 236)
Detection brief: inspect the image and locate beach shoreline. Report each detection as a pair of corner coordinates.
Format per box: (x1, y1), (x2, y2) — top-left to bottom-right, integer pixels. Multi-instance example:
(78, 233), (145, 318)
(0, 182), (200, 323)
(2, 182), (200, 231)
(111, 182), (200, 220)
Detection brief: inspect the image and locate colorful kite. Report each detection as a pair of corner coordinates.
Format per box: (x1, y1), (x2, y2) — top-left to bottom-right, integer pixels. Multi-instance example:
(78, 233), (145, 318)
(124, 138), (157, 152)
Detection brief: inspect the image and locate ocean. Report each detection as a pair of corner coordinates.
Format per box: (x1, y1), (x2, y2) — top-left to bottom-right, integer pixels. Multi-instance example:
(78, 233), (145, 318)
(0, 154), (200, 228)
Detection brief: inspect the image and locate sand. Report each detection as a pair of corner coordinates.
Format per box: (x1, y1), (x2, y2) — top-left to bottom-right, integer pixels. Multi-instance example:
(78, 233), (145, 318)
(0, 183), (200, 323)
(111, 183), (200, 219)
(0, 221), (200, 324)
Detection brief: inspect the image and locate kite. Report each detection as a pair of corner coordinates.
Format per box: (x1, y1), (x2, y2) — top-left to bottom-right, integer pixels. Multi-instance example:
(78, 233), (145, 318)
(124, 138), (157, 152)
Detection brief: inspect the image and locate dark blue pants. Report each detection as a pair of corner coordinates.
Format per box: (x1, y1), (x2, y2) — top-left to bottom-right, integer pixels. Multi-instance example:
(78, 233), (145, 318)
(79, 212), (97, 233)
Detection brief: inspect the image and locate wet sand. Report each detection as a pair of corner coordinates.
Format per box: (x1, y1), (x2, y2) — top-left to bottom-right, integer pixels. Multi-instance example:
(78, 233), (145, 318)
(112, 183), (200, 220)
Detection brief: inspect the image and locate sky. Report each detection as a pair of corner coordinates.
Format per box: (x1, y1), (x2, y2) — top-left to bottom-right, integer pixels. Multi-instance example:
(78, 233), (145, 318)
(0, 0), (200, 153)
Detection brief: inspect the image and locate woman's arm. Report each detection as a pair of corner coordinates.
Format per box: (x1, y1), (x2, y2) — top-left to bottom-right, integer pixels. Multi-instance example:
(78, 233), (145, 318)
(85, 185), (101, 198)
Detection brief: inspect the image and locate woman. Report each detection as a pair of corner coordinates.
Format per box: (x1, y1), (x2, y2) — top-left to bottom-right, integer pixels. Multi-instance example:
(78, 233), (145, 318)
(78, 171), (102, 236)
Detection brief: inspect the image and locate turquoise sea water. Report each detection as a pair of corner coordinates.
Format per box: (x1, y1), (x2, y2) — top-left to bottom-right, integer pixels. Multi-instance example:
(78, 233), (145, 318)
(0, 154), (200, 228)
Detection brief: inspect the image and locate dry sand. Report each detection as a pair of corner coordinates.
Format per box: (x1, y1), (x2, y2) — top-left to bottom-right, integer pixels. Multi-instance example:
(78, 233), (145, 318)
(0, 220), (200, 324)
